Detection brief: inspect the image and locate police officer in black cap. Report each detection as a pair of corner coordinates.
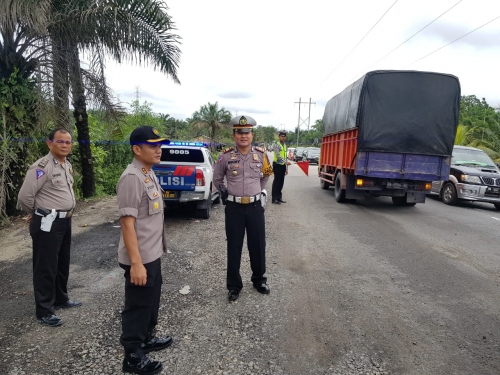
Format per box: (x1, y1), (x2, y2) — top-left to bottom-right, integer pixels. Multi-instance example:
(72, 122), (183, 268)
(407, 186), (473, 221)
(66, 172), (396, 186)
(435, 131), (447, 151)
(117, 126), (172, 374)
(213, 115), (274, 301)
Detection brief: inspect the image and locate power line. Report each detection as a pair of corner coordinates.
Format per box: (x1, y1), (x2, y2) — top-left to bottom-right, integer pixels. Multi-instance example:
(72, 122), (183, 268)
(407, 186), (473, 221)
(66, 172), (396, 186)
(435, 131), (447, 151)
(404, 13), (500, 68)
(319, 0), (398, 86)
(361, 0), (463, 74)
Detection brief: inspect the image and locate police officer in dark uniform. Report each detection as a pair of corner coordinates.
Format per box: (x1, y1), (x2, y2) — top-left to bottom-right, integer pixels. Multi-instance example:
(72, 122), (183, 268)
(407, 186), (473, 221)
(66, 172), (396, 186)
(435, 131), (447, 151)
(117, 126), (173, 375)
(272, 130), (291, 204)
(213, 115), (274, 302)
(18, 128), (82, 327)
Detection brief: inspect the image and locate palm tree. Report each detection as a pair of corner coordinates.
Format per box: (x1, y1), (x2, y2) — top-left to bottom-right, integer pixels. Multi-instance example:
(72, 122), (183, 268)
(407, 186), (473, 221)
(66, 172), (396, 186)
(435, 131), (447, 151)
(3, 0), (182, 197)
(190, 102), (232, 151)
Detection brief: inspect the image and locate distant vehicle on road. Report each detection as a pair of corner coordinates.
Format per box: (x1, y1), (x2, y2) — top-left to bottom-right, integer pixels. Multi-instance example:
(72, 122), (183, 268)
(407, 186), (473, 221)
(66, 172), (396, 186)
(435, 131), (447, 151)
(293, 147), (306, 161)
(430, 145), (500, 210)
(302, 147), (320, 164)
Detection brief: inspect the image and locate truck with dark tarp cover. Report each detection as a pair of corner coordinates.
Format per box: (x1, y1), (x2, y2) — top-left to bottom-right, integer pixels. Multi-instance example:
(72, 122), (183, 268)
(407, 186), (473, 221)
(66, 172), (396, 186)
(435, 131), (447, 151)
(318, 70), (461, 205)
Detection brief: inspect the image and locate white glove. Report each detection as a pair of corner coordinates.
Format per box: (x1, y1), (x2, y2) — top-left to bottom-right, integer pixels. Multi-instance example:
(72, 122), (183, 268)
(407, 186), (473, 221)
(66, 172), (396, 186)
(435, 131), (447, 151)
(261, 189), (267, 208)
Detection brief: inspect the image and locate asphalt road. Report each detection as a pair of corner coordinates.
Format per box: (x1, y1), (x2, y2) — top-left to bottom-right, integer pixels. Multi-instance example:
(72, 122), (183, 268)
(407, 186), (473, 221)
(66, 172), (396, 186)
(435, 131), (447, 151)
(275, 163), (500, 374)
(0, 162), (499, 374)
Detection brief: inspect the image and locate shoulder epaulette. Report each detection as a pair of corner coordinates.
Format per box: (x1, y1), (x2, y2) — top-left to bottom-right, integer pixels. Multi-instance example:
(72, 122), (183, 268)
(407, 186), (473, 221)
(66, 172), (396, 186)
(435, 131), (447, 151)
(254, 146), (265, 153)
(37, 158), (49, 168)
(222, 147), (234, 154)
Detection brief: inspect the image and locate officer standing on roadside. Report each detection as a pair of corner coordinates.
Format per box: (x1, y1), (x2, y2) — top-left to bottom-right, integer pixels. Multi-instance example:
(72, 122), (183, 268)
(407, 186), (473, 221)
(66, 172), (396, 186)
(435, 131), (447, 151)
(18, 128), (82, 327)
(272, 130), (291, 204)
(117, 126), (173, 375)
(213, 115), (274, 302)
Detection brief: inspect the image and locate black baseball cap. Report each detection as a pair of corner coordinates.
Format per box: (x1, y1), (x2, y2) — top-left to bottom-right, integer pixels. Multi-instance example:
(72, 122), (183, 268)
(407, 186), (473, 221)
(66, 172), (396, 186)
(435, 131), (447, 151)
(130, 126), (169, 145)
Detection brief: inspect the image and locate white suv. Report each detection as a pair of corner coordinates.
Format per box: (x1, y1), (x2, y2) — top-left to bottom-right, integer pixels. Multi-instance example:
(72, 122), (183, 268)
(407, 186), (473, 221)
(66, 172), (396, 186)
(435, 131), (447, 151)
(152, 142), (220, 219)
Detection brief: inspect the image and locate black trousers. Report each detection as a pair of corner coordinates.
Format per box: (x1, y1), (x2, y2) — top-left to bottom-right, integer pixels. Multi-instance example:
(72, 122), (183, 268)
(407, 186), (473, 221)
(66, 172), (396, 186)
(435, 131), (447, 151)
(225, 201), (266, 291)
(30, 215), (71, 319)
(120, 258), (162, 353)
(272, 163), (287, 201)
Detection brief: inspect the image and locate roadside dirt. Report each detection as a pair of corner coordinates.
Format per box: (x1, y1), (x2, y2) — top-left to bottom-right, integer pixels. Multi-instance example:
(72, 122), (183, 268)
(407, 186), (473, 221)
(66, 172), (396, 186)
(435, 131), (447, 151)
(0, 196), (118, 262)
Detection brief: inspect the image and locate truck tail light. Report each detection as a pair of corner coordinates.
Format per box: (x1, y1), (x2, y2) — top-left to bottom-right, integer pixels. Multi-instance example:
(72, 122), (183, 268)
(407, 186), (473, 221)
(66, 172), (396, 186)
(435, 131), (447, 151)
(356, 178), (374, 187)
(195, 169), (205, 186)
(414, 182), (432, 191)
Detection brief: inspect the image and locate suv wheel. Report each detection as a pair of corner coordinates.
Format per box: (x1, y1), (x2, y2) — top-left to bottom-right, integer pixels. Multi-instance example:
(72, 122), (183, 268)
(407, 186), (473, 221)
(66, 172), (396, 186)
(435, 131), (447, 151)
(442, 182), (458, 205)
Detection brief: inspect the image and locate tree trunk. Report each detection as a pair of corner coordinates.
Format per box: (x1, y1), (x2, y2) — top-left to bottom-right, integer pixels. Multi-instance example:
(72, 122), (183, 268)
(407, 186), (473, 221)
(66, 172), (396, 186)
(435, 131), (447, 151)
(69, 44), (95, 198)
(52, 37), (71, 130)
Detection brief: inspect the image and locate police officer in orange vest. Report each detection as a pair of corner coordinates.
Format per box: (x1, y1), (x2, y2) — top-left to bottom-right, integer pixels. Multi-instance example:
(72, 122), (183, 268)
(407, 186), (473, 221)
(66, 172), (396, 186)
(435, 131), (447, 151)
(213, 115), (274, 301)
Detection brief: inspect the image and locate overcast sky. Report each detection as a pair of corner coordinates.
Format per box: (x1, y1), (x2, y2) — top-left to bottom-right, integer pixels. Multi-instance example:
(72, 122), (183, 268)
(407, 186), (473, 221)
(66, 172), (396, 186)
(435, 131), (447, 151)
(104, 0), (500, 132)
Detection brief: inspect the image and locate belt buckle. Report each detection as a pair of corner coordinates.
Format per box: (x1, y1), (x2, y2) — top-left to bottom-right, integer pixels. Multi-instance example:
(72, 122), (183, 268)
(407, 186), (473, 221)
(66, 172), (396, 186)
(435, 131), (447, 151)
(240, 196), (251, 204)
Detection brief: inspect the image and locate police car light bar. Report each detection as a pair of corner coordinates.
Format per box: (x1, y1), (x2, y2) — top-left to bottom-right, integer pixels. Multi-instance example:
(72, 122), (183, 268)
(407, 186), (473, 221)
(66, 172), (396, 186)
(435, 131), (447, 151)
(167, 141), (207, 147)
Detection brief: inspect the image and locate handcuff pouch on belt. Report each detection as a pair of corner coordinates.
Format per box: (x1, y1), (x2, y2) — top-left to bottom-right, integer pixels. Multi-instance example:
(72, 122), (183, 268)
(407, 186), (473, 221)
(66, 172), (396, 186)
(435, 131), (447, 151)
(35, 208), (57, 232)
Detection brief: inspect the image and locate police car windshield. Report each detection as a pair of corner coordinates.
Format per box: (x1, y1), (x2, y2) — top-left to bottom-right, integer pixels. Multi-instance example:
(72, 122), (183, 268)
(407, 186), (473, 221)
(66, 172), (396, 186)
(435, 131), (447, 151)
(161, 148), (204, 163)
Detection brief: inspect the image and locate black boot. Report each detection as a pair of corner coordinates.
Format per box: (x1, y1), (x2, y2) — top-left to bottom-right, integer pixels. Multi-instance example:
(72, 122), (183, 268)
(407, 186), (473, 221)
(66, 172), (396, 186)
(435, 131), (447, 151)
(122, 348), (163, 375)
(141, 331), (173, 353)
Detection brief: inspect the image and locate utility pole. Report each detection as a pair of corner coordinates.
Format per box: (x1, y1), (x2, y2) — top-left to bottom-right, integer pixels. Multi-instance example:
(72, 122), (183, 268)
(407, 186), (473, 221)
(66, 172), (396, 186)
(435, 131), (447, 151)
(135, 86), (141, 102)
(294, 97), (316, 147)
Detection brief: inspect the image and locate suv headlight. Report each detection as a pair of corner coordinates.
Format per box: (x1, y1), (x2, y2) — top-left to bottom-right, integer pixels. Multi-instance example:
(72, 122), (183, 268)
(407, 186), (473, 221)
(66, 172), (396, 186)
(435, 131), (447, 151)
(460, 174), (481, 184)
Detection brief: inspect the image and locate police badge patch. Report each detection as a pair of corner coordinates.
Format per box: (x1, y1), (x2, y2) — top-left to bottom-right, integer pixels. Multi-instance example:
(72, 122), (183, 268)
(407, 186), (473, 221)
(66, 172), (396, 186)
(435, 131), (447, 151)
(36, 169), (45, 179)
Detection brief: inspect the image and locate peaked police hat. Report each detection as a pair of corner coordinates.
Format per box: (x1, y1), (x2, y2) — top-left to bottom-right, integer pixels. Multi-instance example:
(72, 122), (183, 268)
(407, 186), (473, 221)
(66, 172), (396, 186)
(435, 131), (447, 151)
(229, 115), (256, 133)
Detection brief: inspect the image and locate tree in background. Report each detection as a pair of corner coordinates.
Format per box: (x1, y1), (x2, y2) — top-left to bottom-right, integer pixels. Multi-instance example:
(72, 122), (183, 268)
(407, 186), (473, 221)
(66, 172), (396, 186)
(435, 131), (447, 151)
(458, 95), (500, 162)
(190, 102), (231, 151)
(2, 0), (182, 198)
(255, 125), (277, 144)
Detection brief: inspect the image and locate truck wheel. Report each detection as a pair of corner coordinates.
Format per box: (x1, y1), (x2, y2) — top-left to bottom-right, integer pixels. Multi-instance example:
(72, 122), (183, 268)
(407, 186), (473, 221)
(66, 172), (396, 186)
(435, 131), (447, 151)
(320, 178), (330, 190)
(494, 203), (500, 210)
(197, 200), (211, 219)
(334, 172), (346, 203)
(441, 182), (458, 205)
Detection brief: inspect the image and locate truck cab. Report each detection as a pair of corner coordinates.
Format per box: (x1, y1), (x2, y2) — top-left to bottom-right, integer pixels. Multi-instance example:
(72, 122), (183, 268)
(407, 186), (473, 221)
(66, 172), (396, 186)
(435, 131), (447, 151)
(430, 145), (500, 210)
(152, 141), (220, 219)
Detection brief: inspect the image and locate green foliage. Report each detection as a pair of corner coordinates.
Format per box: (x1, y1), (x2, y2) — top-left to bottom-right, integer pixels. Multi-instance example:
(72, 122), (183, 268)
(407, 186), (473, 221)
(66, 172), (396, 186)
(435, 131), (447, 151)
(0, 68), (39, 222)
(458, 95), (500, 162)
(255, 125), (277, 144)
(190, 102), (232, 151)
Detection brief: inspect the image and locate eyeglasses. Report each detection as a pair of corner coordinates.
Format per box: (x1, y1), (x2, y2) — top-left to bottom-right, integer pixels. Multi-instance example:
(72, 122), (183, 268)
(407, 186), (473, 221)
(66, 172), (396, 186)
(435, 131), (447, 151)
(53, 140), (73, 145)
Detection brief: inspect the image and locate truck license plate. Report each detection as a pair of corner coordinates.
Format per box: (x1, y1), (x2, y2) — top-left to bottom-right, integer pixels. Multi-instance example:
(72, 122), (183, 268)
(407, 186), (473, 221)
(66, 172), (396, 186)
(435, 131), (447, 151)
(387, 181), (408, 189)
(163, 191), (177, 199)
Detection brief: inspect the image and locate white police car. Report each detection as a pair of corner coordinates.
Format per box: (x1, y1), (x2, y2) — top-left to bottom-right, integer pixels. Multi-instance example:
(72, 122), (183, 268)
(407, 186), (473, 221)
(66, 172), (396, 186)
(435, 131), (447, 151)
(152, 141), (220, 219)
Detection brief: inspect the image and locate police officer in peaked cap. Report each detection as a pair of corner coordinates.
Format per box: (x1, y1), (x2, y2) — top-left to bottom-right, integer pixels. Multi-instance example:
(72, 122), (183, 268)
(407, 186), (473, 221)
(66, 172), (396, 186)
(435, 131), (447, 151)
(272, 130), (291, 203)
(213, 115), (274, 302)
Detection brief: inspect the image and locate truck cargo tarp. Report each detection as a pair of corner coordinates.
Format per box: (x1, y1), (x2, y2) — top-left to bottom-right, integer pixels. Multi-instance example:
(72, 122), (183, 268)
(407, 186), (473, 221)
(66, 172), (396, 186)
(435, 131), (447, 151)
(322, 70), (461, 157)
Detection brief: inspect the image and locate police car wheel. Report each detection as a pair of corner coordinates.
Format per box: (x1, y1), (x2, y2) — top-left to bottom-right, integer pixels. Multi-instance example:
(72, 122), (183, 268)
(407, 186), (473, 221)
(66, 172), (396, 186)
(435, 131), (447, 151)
(197, 200), (211, 219)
